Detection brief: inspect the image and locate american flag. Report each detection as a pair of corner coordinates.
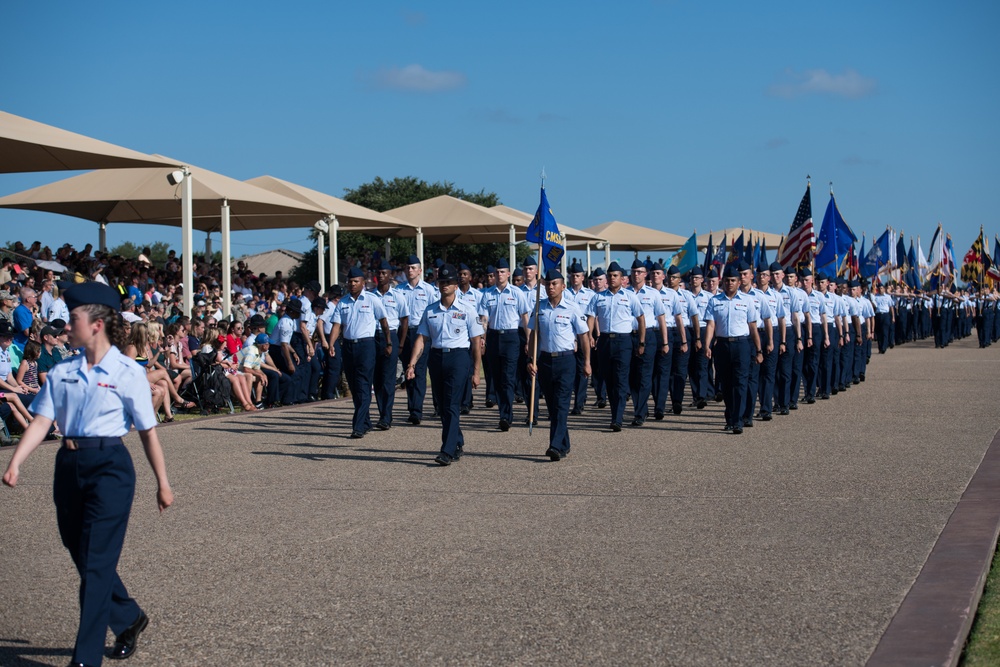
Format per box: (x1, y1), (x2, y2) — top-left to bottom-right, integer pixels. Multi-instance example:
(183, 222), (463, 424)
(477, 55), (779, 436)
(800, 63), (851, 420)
(777, 183), (814, 269)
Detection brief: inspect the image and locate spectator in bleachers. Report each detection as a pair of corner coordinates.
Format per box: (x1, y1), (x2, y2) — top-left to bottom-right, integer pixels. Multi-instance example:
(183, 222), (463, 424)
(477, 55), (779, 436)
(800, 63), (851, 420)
(0, 320), (34, 431)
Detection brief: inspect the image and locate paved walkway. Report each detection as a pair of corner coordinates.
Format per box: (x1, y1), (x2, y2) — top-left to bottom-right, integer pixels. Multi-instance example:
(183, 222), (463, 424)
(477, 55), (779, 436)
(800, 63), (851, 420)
(2, 336), (999, 666)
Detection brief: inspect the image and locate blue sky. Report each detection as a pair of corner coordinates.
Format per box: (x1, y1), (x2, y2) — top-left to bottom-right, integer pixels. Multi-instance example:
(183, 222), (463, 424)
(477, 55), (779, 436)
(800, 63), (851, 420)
(2, 0), (998, 264)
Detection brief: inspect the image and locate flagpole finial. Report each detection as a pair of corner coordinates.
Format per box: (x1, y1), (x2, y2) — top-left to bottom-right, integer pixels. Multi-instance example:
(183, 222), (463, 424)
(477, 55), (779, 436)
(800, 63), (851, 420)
(540, 167), (546, 188)
(829, 181), (834, 195)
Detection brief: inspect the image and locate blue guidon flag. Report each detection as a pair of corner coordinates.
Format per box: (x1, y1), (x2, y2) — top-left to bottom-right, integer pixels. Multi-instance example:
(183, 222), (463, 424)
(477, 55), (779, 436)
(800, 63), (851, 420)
(526, 187), (565, 271)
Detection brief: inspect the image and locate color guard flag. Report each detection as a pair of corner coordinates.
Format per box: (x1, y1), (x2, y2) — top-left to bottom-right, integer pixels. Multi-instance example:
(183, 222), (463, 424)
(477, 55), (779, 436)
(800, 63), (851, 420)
(961, 228), (987, 284)
(526, 187), (564, 271)
(777, 183), (815, 270)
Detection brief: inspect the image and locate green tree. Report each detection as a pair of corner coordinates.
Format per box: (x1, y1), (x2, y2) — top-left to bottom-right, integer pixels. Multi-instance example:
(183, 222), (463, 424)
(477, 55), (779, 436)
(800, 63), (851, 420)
(291, 176), (531, 285)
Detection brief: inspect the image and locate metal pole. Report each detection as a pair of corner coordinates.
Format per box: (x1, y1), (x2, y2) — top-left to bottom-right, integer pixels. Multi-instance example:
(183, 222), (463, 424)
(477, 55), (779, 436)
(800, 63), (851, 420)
(509, 224), (516, 270)
(605, 243), (611, 269)
(317, 228), (326, 290)
(384, 237), (391, 261)
(586, 243), (592, 275)
(99, 223), (107, 253)
(181, 168), (193, 316)
(331, 216), (340, 286)
(205, 231), (212, 259)
(417, 227), (424, 267)
(220, 200), (231, 319)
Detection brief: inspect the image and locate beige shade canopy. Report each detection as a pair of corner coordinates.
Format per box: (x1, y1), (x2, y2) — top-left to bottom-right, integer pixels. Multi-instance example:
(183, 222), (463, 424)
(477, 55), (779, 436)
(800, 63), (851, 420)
(583, 220), (688, 251)
(490, 204), (606, 247)
(245, 175), (417, 233)
(387, 195), (527, 241)
(0, 160), (327, 231)
(0, 110), (180, 173)
(697, 228), (784, 250)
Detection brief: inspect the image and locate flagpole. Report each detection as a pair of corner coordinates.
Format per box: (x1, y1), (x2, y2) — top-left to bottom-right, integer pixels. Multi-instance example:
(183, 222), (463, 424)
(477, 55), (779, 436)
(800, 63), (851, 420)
(528, 169), (546, 437)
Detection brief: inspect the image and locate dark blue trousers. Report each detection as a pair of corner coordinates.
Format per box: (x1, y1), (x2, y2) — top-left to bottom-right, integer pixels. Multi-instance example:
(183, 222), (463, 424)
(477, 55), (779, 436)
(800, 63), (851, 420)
(876, 314), (891, 353)
(290, 332), (313, 404)
(688, 326), (710, 403)
(854, 331), (867, 380)
(790, 326), (804, 407)
(819, 324), (837, 396)
(402, 327), (429, 419)
(651, 328), (673, 416)
(775, 325), (795, 409)
(373, 330), (400, 425)
(629, 329), (656, 421)
(714, 337), (750, 428)
(599, 334), (632, 426)
(572, 347), (589, 412)
(803, 323), (822, 400)
(539, 352), (575, 455)
(274, 345), (307, 405)
(54, 444), (142, 667)
(840, 330), (854, 387)
(322, 337), (343, 400)
(262, 367), (289, 407)
(487, 329), (519, 424)
(428, 347), (470, 458)
(592, 335), (608, 402)
(757, 328), (778, 417)
(744, 329), (761, 422)
(461, 345), (476, 411)
(669, 326), (692, 407)
(343, 338), (376, 434)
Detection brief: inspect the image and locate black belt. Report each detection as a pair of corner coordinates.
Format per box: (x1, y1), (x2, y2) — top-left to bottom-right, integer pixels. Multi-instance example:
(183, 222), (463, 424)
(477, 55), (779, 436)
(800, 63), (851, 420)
(63, 437), (123, 450)
(490, 328), (519, 334)
(603, 332), (629, 338)
(540, 350), (574, 358)
(718, 336), (749, 342)
(431, 347), (469, 353)
(343, 336), (374, 344)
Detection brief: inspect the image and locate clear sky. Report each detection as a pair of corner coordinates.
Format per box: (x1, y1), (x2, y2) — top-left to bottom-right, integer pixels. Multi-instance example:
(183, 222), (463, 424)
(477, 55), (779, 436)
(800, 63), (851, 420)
(2, 0), (998, 264)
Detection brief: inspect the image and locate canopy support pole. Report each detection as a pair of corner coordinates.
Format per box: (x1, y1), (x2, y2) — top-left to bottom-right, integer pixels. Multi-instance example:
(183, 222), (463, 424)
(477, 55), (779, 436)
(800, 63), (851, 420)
(330, 216), (340, 286)
(221, 199), (231, 319)
(317, 228), (326, 289)
(181, 168), (194, 316)
(586, 243), (592, 275)
(99, 223), (107, 253)
(509, 224), (516, 270)
(205, 231), (212, 259)
(605, 243), (611, 269)
(384, 237), (391, 261)
(417, 227), (424, 267)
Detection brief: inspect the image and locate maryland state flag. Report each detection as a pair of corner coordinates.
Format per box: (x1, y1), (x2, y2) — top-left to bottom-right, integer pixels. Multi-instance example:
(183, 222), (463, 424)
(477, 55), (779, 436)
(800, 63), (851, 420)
(961, 228), (987, 284)
(526, 187), (564, 271)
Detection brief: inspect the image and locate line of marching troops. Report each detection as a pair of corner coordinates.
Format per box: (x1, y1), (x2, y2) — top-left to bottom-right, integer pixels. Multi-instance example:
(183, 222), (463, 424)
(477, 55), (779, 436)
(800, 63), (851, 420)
(260, 254), (1000, 465)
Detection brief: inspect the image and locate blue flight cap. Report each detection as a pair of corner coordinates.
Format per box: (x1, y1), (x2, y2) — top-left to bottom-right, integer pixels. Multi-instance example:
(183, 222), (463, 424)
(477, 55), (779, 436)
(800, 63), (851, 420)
(785, 265), (797, 275)
(607, 261), (625, 274)
(486, 264), (496, 274)
(666, 265), (680, 276)
(347, 267), (365, 279)
(64, 282), (121, 312)
(255, 333), (270, 345)
(849, 279), (860, 288)
(437, 263), (459, 283)
(706, 268), (719, 279)
(406, 254), (421, 266)
(569, 261), (585, 274)
(495, 258), (510, 270)
(737, 261), (752, 272)
(631, 259), (646, 270)
(817, 272), (829, 282)
(303, 280), (322, 293)
(523, 256), (538, 267)
(689, 266), (703, 277)
(512, 268), (523, 277)
(798, 268), (811, 277)
(544, 269), (564, 282)
(650, 262), (664, 272)
(458, 263), (470, 272)
(769, 262), (783, 273)
(378, 259), (394, 271)
(591, 267), (606, 277)
(311, 297), (328, 311)
(434, 258), (445, 268)
(722, 265), (740, 279)
(835, 277), (847, 286)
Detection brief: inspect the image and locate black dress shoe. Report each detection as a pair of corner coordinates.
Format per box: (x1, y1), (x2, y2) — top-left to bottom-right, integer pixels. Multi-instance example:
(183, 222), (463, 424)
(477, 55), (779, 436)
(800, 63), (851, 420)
(789, 403), (798, 410)
(760, 414), (772, 421)
(732, 426), (744, 435)
(778, 407), (790, 416)
(804, 397), (815, 404)
(350, 431), (365, 439)
(374, 422), (390, 431)
(431, 410), (440, 419)
(610, 422), (622, 432)
(596, 399), (608, 409)
(524, 418), (538, 426)
(453, 449), (463, 460)
(723, 424), (733, 431)
(743, 419), (754, 428)
(434, 453), (453, 466)
(545, 447), (562, 462)
(460, 407), (470, 415)
(852, 379), (860, 385)
(672, 403), (682, 415)
(485, 400), (496, 408)
(696, 399), (707, 409)
(570, 408), (584, 416)
(631, 418), (645, 427)
(831, 387), (839, 395)
(654, 411), (665, 420)
(859, 373), (866, 382)
(820, 394), (830, 400)
(498, 419), (510, 432)
(714, 392), (723, 402)
(108, 611), (148, 660)
(407, 415), (421, 425)
(514, 396), (525, 404)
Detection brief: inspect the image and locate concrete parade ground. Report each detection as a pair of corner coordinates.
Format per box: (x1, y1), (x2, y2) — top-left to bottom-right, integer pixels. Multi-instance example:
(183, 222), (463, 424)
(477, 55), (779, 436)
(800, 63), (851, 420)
(2, 335), (1000, 666)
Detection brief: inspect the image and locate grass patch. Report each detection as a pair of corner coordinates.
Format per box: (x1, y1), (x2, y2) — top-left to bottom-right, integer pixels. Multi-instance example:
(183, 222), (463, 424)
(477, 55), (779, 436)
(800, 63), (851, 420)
(961, 544), (1000, 665)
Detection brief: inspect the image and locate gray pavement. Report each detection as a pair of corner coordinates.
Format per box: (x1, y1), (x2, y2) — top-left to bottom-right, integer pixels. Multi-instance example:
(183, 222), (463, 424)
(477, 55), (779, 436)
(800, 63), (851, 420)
(2, 336), (999, 666)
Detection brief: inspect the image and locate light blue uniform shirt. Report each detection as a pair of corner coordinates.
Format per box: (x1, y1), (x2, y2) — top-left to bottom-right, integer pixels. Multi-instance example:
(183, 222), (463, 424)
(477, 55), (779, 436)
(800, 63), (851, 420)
(860, 296), (875, 321)
(656, 287), (684, 328)
(520, 282), (542, 312)
(821, 291), (839, 321)
(398, 280), (439, 328)
(587, 288), (644, 334)
(777, 285), (804, 326)
(845, 294), (862, 322)
(806, 289), (824, 324)
(30, 345), (158, 436)
(527, 297), (588, 353)
(630, 285), (667, 331)
(565, 286), (597, 324)
(456, 286), (482, 312)
(677, 288), (699, 327)
(332, 291), (388, 340)
(704, 291), (759, 337)
(319, 301), (337, 335)
(371, 287), (410, 331)
(761, 286), (786, 327)
(745, 288), (774, 329)
(418, 299), (485, 349)
(873, 294), (893, 314)
(297, 295), (318, 335)
(478, 284), (530, 330)
(691, 290), (712, 328)
(269, 315), (295, 345)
